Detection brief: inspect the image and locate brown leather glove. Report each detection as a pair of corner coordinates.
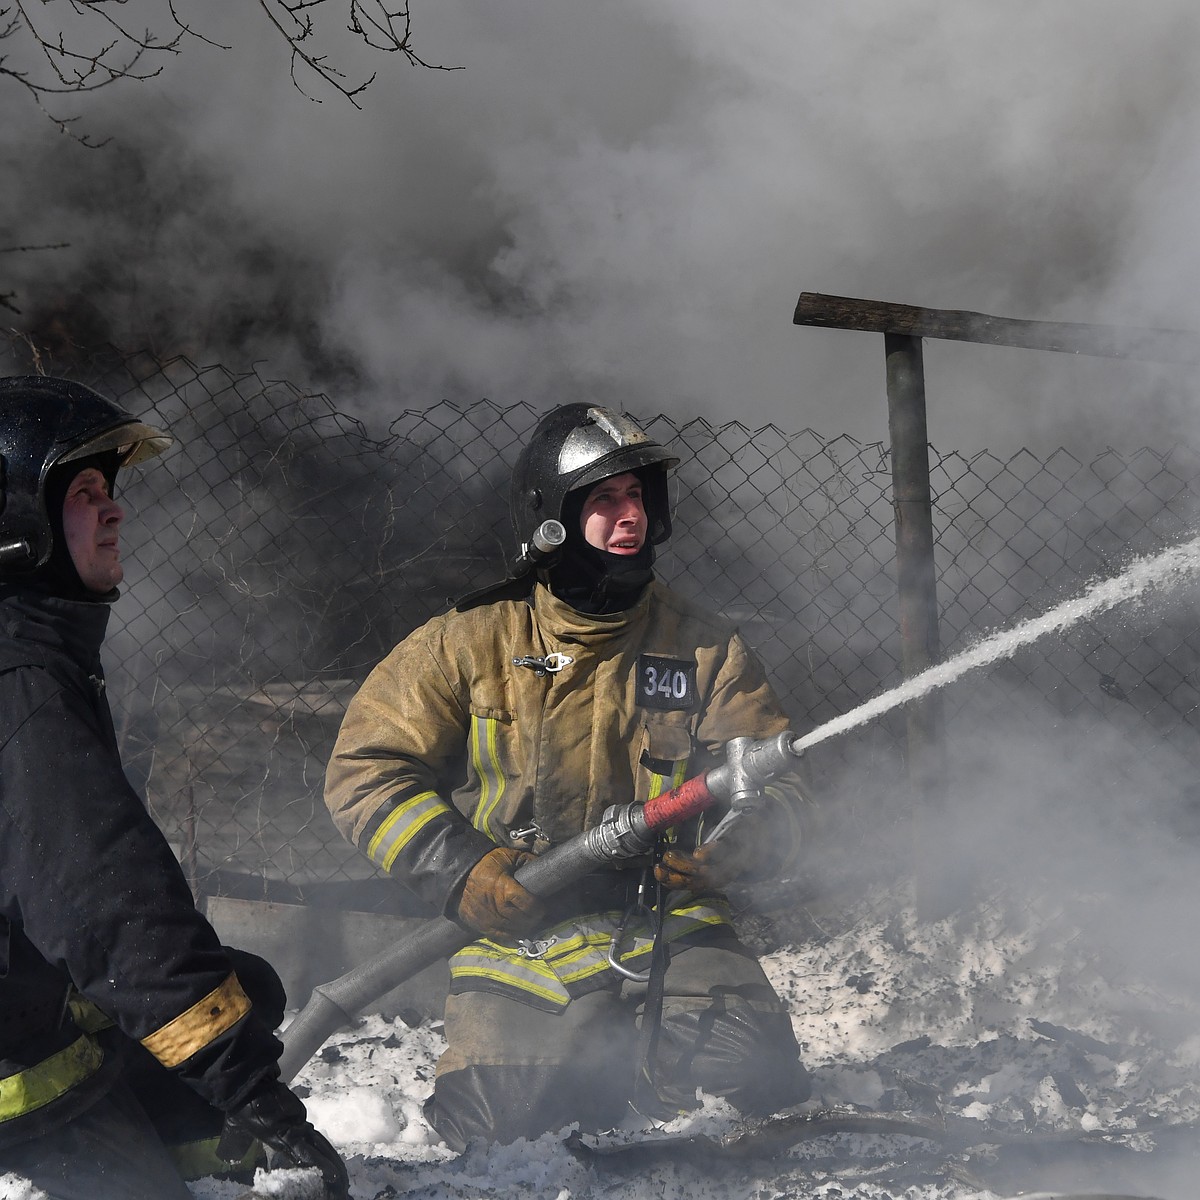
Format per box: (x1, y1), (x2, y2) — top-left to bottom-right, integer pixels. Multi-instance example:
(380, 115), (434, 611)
(654, 822), (760, 894)
(455, 847), (546, 939)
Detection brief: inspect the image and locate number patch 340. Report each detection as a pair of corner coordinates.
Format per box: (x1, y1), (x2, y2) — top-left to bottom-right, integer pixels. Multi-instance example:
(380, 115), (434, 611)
(636, 655), (697, 711)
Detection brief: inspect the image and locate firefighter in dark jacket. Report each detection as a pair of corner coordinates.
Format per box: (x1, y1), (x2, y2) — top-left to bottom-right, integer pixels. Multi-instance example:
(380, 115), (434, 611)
(0, 377), (348, 1199)
(327, 404), (812, 1149)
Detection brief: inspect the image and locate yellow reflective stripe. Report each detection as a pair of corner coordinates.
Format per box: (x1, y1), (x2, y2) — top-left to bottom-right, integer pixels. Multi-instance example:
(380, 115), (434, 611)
(556, 946), (622, 985)
(470, 717), (506, 840)
(449, 965), (569, 1006)
(559, 906), (731, 985)
(451, 960), (566, 1008)
(650, 762), (690, 840)
(367, 791), (450, 872)
(449, 946), (570, 1005)
(0, 1034), (103, 1123)
(140, 973), (252, 1069)
(449, 903), (734, 1000)
(669, 900), (730, 923)
(67, 994), (114, 1034)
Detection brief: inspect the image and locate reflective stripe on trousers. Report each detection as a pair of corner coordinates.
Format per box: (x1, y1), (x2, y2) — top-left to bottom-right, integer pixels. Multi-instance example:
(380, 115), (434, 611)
(448, 900), (731, 1011)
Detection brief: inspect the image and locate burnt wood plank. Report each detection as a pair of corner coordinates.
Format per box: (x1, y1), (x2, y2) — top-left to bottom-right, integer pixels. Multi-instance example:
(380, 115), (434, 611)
(794, 292), (1200, 364)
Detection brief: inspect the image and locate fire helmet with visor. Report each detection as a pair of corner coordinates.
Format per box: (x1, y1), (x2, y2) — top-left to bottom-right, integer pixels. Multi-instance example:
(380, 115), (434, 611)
(0, 375), (172, 578)
(456, 403), (679, 612)
(509, 403), (678, 563)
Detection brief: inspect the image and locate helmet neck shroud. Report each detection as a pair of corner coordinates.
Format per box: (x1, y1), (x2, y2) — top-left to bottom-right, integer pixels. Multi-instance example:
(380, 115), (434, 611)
(39, 450), (123, 603)
(547, 466), (658, 615)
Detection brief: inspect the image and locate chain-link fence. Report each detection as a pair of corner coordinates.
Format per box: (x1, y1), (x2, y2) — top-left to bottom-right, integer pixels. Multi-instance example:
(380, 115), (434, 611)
(5, 343), (1199, 910)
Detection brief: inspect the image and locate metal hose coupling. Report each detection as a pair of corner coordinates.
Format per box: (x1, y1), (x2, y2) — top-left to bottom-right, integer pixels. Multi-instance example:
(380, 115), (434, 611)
(583, 802), (655, 863)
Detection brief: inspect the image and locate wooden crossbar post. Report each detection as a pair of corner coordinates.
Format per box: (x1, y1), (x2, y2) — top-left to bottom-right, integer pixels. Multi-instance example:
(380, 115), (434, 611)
(793, 290), (1200, 915)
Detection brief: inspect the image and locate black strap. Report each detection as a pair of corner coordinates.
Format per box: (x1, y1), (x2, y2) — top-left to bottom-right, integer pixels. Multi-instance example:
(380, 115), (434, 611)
(632, 845), (672, 1111)
(453, 571), (534, 612)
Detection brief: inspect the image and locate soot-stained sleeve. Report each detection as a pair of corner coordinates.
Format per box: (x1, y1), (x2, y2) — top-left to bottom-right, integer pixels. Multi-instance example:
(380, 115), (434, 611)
(0, 667), (280, 1111)
(325, 623), (497, 915)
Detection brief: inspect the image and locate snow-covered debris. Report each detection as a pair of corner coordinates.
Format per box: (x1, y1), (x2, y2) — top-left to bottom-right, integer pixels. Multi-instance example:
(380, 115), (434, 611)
(183, 889), (1200, 1200)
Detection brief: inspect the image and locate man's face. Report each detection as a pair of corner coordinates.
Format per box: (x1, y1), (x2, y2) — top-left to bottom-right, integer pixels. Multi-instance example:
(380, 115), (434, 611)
(579, 471), (647, 555)
(62, 467), (125, 593)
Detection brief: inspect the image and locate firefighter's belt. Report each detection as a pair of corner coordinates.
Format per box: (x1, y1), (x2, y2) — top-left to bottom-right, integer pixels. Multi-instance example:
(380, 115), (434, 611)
(448, 899), (731, 1012)
(0, 1033), (104, 1124)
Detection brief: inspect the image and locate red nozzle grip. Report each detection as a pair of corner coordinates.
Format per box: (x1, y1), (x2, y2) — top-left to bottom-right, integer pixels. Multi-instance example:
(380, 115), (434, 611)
(642, 774), (717, 832)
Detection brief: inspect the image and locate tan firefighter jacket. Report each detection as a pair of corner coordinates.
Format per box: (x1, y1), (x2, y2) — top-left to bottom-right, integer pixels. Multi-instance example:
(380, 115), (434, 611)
(325, 579), (807, 1009)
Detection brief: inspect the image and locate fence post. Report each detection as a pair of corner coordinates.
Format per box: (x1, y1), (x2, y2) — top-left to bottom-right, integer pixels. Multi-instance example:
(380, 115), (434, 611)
(884, 333), (947, 916)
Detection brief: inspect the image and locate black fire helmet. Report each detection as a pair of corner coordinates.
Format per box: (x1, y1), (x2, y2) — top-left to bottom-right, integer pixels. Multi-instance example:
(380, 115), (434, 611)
(456, 403), (679, 611)
(0, 376), (172, 577)
(510, 403), (678, 554)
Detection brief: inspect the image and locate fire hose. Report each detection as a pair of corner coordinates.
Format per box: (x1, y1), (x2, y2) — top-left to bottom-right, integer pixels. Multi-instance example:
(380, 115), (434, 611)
(277, 731), (804, 1082)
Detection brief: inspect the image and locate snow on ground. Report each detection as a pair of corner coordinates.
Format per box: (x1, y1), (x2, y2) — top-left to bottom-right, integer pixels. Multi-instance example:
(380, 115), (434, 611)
(184, 887), (1200, 1200)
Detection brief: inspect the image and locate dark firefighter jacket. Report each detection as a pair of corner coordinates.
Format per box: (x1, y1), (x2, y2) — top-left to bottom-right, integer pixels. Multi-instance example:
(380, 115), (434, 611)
(0, 589), (280, 1149)
(326, 580), (809, 1010)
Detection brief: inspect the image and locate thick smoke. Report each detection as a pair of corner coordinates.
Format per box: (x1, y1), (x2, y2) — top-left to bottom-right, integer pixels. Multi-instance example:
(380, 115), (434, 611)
(4, 3), (1200, 448)
(7, 10), (1200, 1177)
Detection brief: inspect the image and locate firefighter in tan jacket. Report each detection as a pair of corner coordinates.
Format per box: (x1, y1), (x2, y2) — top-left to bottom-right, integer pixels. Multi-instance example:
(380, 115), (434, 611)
(326, 404), (811, 1148)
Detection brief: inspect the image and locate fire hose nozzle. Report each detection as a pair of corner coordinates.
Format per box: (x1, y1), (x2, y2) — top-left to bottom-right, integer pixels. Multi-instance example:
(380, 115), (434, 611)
(698, 732), (803, 843)
(705, 731), (804, 806)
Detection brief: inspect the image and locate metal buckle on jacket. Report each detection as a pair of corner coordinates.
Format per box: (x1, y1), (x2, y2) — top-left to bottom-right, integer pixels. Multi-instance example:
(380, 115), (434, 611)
(515, 935), (559, 960)
(512, 653), (574, 677)
(509, 821), (545, 844)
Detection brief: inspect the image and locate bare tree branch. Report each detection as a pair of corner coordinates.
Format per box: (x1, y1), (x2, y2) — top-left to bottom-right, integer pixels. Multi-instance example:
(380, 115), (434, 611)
(257, 0), (459, 108)
(1, 2), (456, 142)
(0, 241), (71, 314)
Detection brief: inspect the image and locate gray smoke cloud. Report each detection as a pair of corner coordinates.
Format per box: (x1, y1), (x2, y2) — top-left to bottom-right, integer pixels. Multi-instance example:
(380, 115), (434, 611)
(9, 11), (1200, 1165)
(4, 2), (1200, 451)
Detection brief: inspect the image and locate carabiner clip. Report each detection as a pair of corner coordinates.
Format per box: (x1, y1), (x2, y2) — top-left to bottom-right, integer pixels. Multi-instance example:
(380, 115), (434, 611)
(607, 886), (653, 983)
(512, 652), (575, 677)
(509, 821), (545, 844)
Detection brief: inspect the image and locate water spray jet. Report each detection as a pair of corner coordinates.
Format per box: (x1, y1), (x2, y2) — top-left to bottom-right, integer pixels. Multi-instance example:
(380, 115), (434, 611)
(789, 532), (1200, 757)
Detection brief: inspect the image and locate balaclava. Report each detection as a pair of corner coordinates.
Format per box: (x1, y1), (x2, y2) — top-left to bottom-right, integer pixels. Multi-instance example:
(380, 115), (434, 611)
(547, 467), (659, 614)
(37, 450), (123, 602)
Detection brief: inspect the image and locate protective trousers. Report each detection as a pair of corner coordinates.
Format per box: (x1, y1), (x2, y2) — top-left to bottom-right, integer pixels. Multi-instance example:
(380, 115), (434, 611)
(0, 949), (285, 1199)
(425, 929), (810, 1150)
